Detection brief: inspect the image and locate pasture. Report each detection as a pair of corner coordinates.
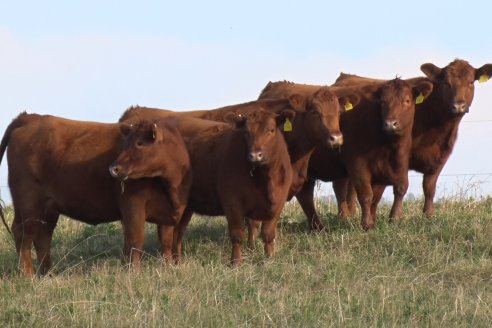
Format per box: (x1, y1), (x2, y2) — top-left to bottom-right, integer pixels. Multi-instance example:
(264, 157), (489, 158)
(1, 195), (491, 327)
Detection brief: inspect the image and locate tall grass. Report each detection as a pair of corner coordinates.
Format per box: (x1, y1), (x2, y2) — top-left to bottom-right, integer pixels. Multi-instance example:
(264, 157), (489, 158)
(0, 197), (491, 327)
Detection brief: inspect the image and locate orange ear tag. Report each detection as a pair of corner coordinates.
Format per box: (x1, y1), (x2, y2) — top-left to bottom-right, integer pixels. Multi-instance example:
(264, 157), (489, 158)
(344, 102), (353, 111)
(415, 93), (425, 104)
(479, 74), (489, 83)
(283, 118), (293, 132)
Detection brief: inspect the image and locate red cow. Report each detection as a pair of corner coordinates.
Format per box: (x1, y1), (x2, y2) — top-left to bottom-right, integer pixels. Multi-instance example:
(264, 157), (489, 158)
(120, 92), (359, 244)
(332, 59), (492, 218)
(0, 113), (191, 276)
(119, 110), (293, 264)
(263, 79), (433, 229)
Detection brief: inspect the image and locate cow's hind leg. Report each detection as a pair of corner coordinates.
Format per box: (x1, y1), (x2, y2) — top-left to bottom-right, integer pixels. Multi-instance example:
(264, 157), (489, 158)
(296, 177), (324, 231)
(12, 206), (53, 277)
(32, 208), (59, 275)
(157, 225), (175, 263)
(12, 212), (35, 277)
(246, 219), (261, 249)
(259, 208), (284, 259)
(370, 184), (386, 226)
(333, 178), (350, 219)
(353, 176), (374, 230)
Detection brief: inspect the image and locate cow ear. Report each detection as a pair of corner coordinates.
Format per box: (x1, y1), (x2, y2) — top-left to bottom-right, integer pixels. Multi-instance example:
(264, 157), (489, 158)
(412, 81), (434, 103)
(420, 63), (442, 80)
(475, 63), (492, 83)
(288, 94), (307, 112)
(224, 112), (247, 128)
(338, 94), (360, 111)
(151, 123), (163, 142)
(119, 123), (133, 136)
(276, 109), (296, 127)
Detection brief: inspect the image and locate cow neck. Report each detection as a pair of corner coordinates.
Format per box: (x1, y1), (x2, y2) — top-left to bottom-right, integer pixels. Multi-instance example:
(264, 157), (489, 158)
(282, 114), (317, 163)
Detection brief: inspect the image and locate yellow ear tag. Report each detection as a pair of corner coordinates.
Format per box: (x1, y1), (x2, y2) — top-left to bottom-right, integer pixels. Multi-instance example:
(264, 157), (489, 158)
(283, 118), (293, 132)
(344, 102), (353, 111)
(479, 74), (489, 83)
(415, 93), (425, 105)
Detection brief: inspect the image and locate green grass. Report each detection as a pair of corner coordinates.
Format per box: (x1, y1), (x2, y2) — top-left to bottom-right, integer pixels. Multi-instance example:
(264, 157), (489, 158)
(1, 197), (492, 327)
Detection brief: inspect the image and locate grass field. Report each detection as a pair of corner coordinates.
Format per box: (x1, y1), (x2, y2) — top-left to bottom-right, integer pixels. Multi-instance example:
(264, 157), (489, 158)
(0, 196), (491, 327)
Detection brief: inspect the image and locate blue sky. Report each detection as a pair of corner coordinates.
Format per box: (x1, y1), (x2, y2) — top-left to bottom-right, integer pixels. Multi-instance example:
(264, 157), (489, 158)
(1, 1), (491, 203)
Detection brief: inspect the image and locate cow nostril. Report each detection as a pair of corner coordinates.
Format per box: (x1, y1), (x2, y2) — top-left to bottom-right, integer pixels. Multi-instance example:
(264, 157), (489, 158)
(109, 165), (120, 177)
(257, 152), (263, 160)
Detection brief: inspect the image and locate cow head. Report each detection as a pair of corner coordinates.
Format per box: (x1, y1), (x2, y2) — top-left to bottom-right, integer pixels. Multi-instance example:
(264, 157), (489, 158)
(420, 59), (492, 116)
(379, 78), (433, 135)
(109, 120), (185, 180)
(226, 109), (294, 165)
(288, 88), (359, 148)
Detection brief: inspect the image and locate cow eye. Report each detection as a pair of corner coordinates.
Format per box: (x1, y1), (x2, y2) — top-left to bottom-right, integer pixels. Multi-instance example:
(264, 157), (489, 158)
(136, 141), (144, 148)
(270, 128), (275, 133)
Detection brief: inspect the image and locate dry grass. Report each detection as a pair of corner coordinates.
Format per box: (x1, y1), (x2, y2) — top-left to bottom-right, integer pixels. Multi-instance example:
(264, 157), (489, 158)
(0, 197), (491, 327)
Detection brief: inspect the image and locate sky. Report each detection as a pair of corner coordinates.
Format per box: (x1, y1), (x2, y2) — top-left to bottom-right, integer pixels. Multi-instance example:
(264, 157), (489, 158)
(1, 1), (492, 204)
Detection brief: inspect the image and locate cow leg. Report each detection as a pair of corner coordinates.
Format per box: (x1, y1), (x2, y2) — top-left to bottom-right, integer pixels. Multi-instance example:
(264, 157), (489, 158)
(173, 207), (193, 263)
(33, 210), (59, 275)
(296, 177), (324, 231)
(120, 200), (146, 268)
(333, 178), (350, 219)
(353, 177), (374, 230)
(157, 225), (175, 263)
(122, 218), (145, 268)
(246, 219), (261, 249)
(390, 176), (409, 220)
(12, 212), (35, 277)
(224, 208), (245, 266)
(346, 182), (358, 217)
(422, 172), (440, 218)
(370, 184), (386, 225)
(260, 211), (282, 258)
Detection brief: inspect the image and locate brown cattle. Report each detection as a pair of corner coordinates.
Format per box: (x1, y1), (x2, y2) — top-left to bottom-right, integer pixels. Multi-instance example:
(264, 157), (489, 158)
(332, 59), (492, 218)
(0, 113), (191, 276)
(121, 92), (359, 241)
(120, 92), (358, 201)
(263, 79), (433, 230)
(120, 110), (293, 264)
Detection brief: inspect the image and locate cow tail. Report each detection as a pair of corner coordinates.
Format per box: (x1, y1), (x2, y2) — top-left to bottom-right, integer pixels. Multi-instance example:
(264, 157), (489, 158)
(0, 112), (29, 237)
(1, 112), (28, 165)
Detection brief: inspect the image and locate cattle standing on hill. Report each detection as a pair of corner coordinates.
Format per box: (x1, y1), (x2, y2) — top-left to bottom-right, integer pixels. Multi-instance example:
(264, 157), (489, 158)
(119, 111), (293, 264)
(0, 113), (191, 276)
(261, 79), (433, 230)
(332, 59), (492, 218)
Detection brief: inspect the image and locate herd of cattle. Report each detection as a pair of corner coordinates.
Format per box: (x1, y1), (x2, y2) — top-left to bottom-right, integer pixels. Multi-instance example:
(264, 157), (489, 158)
(1, 59), (491, 276)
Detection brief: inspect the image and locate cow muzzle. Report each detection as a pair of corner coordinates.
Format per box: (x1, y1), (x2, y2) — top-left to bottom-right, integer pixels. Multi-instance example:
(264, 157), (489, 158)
(451, 102), (468, 115)
(382, 119), (401, 134)
(109, 165), (128, 180)
(248, 151), (265, 164)
(327, 133), (343, 148)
